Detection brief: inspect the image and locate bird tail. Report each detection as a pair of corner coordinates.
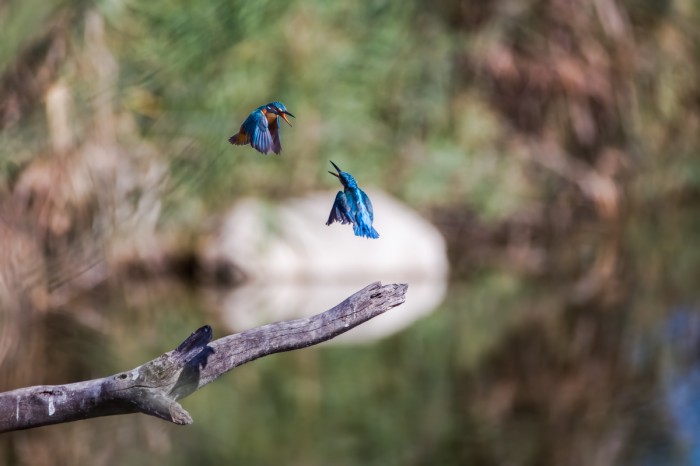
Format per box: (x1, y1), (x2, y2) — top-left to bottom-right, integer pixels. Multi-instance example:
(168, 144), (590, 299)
(228, 132), (248, 145)
(353, 223), (380, 239)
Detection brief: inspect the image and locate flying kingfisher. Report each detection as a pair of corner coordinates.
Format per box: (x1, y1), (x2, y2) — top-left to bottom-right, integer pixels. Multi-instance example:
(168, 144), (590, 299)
(228, 101), (295, 155)
(326, 161), (379, 239)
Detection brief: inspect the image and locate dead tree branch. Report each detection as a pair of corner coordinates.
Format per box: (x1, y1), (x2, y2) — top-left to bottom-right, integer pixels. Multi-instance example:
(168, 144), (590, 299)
(0, 282), (408, 433)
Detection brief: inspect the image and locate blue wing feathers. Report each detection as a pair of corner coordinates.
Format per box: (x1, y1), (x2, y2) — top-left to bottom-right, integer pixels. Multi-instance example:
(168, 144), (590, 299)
(251, 112), (273, 154)
(327, 187), (379, 239)
(231, 103), (292, 154)
(236, 110), (273, 154)
(327, 192), (353, 225)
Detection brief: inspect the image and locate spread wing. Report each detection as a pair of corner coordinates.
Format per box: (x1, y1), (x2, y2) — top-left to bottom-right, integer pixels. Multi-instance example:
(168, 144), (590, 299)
(326, 191), (353, 226)
(269, 117), (282, 154)
(360, 190), (374, 222)
(243, 111), (273, 154)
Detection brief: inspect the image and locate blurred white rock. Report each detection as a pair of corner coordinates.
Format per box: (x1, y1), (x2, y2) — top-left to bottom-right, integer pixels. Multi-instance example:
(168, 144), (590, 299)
(203, 190), (448, 343)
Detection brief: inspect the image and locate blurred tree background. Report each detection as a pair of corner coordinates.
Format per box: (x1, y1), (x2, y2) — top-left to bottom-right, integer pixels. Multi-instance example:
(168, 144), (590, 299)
(2, 0), (700, 465)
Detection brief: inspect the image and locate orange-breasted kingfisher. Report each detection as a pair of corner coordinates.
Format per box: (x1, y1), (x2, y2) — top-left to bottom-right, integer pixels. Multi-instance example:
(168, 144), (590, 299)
(228, 101), (295, 155)
(326, 161), (379, 239)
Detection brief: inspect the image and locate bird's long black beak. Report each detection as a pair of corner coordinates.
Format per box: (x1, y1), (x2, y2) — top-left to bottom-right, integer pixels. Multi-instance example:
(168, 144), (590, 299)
(280, 110), (295, 127)
(328, 160), (341, 177)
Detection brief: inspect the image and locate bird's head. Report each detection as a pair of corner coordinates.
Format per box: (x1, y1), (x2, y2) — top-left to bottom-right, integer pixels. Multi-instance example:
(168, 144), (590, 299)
(266, 101), (295, 126)
(328, 160), (358, 188)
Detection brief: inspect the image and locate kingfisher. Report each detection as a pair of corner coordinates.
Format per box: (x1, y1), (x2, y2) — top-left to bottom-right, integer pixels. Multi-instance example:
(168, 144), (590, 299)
(228, 101), (295, 155)
(326, 161), (379, 239)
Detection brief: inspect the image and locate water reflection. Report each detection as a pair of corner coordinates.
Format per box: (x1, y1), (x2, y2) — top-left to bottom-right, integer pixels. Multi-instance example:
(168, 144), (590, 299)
(3, 213), (700, 466)
(654, 308), (700, 466)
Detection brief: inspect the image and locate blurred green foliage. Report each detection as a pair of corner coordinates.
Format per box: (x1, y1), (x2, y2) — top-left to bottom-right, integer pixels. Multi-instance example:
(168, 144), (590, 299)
(109, 0), (467, 212)
(1, 0), (529, 222)
(2, 0), (699, 223)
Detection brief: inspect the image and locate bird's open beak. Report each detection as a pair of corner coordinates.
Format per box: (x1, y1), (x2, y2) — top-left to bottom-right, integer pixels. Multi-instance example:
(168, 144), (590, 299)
(328, 160), (341, 177)
(280, 111), (295, 127)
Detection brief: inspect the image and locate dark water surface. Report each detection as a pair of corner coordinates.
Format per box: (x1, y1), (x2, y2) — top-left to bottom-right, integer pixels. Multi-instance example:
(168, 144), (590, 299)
(2, 208), (700, 466)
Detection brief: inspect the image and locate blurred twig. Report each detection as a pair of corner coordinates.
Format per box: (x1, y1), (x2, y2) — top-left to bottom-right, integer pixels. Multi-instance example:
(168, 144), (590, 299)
(0, 282), (408, 433)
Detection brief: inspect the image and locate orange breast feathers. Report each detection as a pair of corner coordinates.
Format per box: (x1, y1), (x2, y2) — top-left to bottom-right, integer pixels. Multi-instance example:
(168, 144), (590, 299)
(262, 108), (278, 125)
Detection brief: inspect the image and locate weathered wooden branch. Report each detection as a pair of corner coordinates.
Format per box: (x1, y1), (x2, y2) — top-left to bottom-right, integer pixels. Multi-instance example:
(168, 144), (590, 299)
(0, 282), (407, 433)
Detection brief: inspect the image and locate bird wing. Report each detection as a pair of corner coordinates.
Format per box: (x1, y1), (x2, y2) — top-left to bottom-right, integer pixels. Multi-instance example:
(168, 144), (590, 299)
(360, 190), (374, 222)
(326, 191), (353, 226)
(269, 117), (282, 154)
(243, 111), (273, 154)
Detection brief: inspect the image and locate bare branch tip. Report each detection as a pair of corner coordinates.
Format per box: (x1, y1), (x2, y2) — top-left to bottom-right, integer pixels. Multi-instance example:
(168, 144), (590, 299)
(374, 282), (409, 299)
(169, 402), (193, 425)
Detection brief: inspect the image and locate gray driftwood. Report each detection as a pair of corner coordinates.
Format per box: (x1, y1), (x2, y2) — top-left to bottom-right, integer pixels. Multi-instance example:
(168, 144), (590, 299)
(0, 282), (407, 433)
